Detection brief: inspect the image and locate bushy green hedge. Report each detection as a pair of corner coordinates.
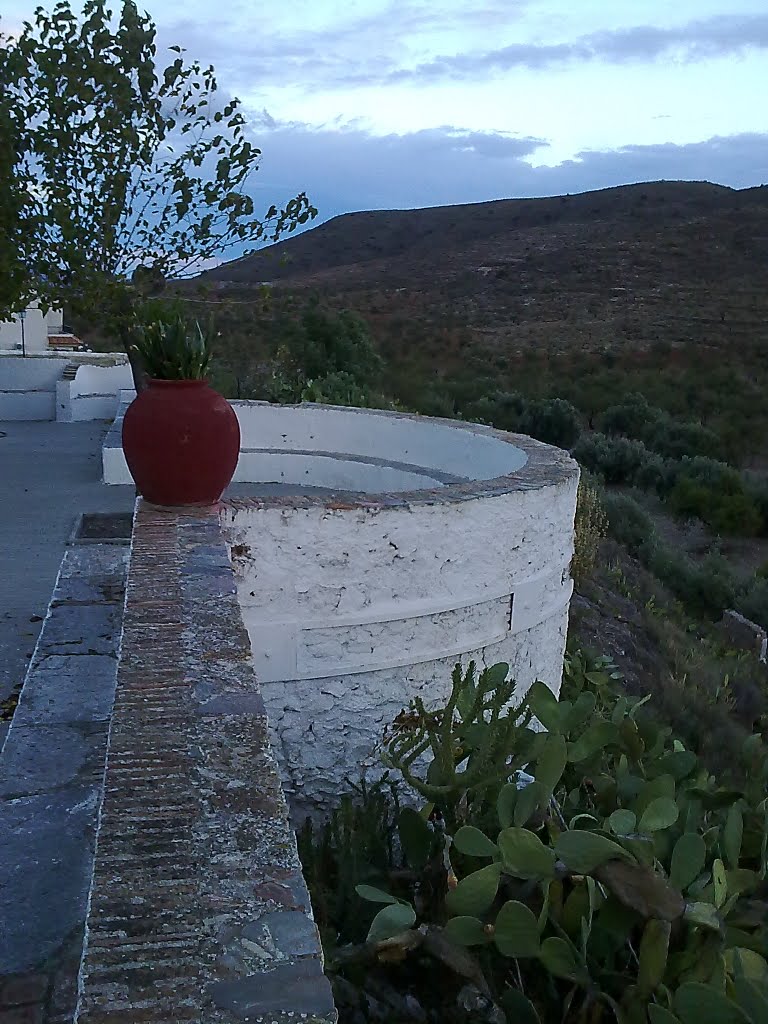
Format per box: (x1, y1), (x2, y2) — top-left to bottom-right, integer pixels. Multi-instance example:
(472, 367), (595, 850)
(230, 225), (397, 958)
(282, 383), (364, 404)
(466, 390), (582, 449)
(575, 438), (766, 538)
(300, 654), (768, 1024)
(600, 394), (725, 461)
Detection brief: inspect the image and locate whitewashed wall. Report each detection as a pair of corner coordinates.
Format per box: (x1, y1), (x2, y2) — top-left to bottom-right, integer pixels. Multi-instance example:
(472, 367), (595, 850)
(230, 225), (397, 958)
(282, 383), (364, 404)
(0, 304), (52, 353)
(56, 362), (134, 422)
(0, 356), (69, 420)
(220, 414), (579, 818)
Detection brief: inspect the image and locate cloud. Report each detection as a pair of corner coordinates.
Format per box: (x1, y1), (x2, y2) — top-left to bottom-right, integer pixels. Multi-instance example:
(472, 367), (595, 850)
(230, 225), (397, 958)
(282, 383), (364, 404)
(160, 10), (768, 92)
(239, 121), (768, 223)
(364, 13), (768, 86)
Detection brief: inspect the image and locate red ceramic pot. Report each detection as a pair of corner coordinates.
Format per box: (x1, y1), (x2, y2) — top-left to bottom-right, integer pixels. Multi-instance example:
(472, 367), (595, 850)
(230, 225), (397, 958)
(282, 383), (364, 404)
(122, 379), (240, 506)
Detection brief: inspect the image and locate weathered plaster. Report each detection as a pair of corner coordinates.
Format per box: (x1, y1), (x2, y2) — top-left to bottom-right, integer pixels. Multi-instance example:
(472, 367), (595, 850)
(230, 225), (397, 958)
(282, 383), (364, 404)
(219, 409), (579, 818)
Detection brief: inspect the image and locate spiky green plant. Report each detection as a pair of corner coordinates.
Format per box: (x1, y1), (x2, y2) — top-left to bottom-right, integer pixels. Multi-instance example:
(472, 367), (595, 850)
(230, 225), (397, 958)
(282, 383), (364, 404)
(130, 315), (212, 380)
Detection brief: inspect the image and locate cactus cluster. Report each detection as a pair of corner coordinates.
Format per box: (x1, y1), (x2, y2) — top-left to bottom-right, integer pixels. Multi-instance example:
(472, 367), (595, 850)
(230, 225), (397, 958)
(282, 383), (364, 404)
(351, 653), (768, 1023)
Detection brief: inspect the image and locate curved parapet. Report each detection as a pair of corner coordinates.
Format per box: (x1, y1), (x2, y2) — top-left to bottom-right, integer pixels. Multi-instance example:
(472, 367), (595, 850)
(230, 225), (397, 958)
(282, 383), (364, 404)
(220, 403), (580, 817)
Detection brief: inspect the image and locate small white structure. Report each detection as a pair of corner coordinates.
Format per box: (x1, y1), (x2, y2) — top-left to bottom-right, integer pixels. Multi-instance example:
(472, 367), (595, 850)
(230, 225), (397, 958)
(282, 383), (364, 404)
(158, 402), (579, 817)
(0, 301), (79, 355)
(1, 353), (133, 422)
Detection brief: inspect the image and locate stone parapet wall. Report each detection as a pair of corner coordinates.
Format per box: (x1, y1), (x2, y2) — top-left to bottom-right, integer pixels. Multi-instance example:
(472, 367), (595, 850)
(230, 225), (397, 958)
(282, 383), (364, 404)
(77, 503), (335, 1023)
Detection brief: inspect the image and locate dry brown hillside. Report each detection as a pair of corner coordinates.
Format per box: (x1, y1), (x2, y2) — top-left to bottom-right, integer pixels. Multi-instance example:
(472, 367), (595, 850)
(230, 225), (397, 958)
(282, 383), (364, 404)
(199, 180), (768, 359)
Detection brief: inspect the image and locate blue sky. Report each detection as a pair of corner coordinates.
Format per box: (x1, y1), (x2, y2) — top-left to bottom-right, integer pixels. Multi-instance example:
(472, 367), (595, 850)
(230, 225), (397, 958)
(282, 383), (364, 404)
(3, 1), (767, 223)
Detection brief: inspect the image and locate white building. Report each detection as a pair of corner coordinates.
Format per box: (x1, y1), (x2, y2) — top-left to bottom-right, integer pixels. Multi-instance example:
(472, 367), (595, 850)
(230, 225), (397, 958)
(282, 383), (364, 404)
(0, 300), (82, 354)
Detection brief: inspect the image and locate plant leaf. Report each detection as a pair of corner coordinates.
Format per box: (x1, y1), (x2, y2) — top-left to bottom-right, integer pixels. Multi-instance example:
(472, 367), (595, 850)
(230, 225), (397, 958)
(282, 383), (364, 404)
(684, 901), (722, 931)
(443, 916), (489, 947)
(639, 797), (679, 833)
(498, 827), (556, 879)
(638, 918), (671, 994)
(453, 826), (499, 859)
(608, 809), (637, 835)
(648, 1007), (682, 1024)
(673, 982), (750, 1024)
(554, 830), (632, 874)
(356, 884), (397, 904)
(713, 858), (728, 909)
(525, 681), (563, 731)
(500, 988), (542, 1024)
(494, 900), (541, 958)
(446, 863), (501, 917)
(670, 833), (707, 892)
(398, 807), (433, 870)
(723, 804), (744, 870)
(538, 936), (582, 981)
(535, 734), (568, 796)
(497, 783), (518, 829)
(366, 902), (416, 943)
(596, 859), (685, 920)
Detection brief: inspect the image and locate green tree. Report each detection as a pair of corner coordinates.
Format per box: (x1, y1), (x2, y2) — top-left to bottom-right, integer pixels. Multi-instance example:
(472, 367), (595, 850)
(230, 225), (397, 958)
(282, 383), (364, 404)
(0, 1), (315, 381)
(268, 302), (385, 405)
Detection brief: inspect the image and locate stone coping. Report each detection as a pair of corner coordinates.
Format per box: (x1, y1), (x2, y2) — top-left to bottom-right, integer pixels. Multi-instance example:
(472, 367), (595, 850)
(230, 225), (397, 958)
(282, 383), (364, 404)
(77, 501), (336, 1024)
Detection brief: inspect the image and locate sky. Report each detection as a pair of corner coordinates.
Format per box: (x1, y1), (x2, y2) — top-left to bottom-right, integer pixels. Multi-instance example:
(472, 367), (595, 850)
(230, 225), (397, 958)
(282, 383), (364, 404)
(3, 1), (768, 225)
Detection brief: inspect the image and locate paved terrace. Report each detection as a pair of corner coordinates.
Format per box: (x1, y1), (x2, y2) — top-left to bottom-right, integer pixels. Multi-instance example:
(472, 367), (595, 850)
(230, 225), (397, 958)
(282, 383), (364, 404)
(0, 422), (134, 748)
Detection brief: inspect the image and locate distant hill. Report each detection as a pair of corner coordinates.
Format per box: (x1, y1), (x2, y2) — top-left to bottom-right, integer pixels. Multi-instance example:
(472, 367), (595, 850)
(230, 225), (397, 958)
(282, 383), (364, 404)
(199, 180), (768, 361)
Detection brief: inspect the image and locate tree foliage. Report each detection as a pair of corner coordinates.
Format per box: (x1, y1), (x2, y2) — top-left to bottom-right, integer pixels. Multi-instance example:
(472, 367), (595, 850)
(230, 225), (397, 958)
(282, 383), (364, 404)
(0, 1), (315, 337)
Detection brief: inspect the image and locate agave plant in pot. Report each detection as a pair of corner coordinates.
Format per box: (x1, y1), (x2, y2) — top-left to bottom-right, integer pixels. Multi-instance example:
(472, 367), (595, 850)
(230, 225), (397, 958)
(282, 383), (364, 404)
(122, 315), (240, 506)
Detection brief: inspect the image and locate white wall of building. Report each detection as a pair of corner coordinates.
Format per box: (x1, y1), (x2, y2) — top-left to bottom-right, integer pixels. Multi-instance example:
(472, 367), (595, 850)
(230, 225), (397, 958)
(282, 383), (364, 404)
(0, 302), (63, 354)
(0, 356), (70, 420)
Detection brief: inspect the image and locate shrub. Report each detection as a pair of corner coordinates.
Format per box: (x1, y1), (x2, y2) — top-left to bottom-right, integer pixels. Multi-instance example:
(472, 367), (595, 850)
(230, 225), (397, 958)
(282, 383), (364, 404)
(602, 491), (657, 555)
(466, 391), (581, 449)
(571, 478), (608, 586)
(600, 394), (724, 460)
(736, 576), (768, 631)
(647, 547), (738, 618)
(572, 433), (651, 485)
(518, 397), (581, 449)
(303, 655), (768, 1024)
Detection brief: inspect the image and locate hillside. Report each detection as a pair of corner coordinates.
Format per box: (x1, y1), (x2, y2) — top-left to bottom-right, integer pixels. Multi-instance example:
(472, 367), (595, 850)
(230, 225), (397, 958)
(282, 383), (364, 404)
(200, 180), (768, 359)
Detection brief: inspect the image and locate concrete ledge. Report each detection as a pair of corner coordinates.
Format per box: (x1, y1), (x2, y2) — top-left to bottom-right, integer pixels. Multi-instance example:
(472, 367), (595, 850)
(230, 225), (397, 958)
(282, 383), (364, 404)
(77, 503), (336, 1023)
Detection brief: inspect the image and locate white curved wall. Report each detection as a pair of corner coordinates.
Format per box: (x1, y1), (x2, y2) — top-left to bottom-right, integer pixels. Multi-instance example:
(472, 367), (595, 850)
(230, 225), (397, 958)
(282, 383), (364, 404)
(231, 402), (528, 485)
(222, 457), (578, 817)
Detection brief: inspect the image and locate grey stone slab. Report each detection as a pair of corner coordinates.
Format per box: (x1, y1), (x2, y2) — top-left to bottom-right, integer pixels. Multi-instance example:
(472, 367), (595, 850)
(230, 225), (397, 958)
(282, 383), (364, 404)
(0, 786), (99, 973)
(59, 545), (130, 581)
(209, 958), (335, 1020)
(34, 604), (121, 658)
(14, 655), (118, 725)
(0, 722), (108, 798)
(250, 910), (323, 958)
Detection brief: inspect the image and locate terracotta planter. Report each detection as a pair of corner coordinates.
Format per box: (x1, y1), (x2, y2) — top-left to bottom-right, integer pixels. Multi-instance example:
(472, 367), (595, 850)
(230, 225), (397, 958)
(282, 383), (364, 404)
(122, 379), (240, 506)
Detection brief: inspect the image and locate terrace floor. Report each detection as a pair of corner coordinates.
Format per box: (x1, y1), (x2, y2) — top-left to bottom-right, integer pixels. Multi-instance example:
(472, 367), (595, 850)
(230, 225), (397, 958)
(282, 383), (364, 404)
(0, 421), (135, 747)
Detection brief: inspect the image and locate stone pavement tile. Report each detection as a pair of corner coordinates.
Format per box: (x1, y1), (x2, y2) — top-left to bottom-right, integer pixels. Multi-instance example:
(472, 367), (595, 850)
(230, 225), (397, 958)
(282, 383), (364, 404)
(0, 974), (49, 1007)
(0, 786), (99, 974)
(0, 722), (108, 798)
(13, 655), (118, 725)
(34, 605), (121, 658)
(0, 1005), (45, 1023)
(209, 958), (336, 1019)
